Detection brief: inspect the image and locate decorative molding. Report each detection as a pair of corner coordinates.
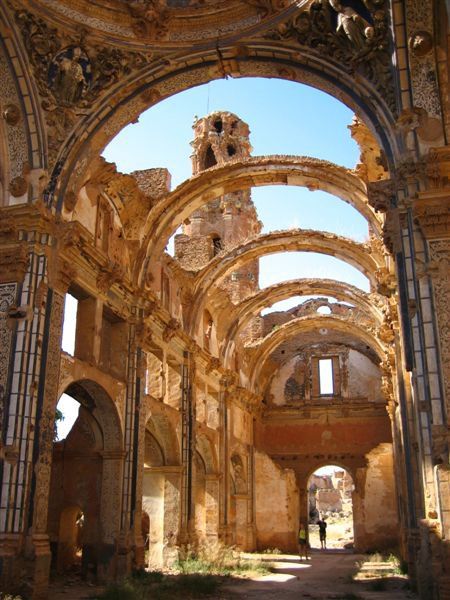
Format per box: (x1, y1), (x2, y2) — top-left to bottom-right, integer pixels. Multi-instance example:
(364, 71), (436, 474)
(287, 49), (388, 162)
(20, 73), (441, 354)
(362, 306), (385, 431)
(0, 246), (30, 284)
(265, 0), (396, 113)
(413, 192), (450, 241)
(14, 9), (150, 166)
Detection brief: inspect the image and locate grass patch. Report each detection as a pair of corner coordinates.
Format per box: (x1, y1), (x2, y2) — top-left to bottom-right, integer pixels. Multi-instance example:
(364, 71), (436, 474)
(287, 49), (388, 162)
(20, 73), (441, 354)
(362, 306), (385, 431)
(96, 542), (274, 600)
(97, 571), (220, 600)
(176, 541), (273, 577)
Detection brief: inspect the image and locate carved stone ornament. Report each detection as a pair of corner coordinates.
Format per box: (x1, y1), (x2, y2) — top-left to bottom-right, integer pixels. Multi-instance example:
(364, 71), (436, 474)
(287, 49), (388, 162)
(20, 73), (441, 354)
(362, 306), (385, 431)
(15, 9), (149, 164)
(265, 0), (396, 113)
(2, 103), (21, 126)
(97, 262), (125, 293)
(409, 30), (433, 58)
(8, 176), (28, 197)
(413, 193), (450, 241)
(127, 0), (170, 39)
(63, 190), (77, 212)
(162, 318), (180, 342)
(375, 267), (397, 297)
(367, 179), (396, 212)
(48, 46), (92, 107)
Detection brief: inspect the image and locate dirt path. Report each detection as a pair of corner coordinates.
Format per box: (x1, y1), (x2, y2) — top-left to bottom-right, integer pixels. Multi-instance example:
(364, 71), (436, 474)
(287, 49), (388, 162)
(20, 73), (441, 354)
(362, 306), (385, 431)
(219, 550), (418, 600)
(48, 550), (418, 600)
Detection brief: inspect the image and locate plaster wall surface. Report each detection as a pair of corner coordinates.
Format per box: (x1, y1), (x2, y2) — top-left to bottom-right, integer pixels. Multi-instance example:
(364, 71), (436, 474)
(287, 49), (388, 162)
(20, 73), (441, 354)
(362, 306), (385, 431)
(255, 451), (299, 553)
(347, 350), (382, 400)
(257, 416), (392, 456)
(353, 444), (398, 552)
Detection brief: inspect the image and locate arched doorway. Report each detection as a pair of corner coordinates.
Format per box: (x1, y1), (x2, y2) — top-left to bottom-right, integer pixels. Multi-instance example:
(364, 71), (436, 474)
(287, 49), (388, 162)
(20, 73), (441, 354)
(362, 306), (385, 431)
(48, 381), (123, 581)
(56, 505), (84, 573)
(308, 465), (354, 551)
(143, 411), (181, 569)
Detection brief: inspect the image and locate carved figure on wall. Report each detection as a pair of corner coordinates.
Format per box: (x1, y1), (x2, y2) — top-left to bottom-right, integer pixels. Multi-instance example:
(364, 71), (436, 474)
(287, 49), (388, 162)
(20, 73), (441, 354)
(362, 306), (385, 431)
(266, 0), (394, 113)
(127, 0), (169, 39)
(48, 46), (91, 106)
(231, 453), (247, 494)
(329, 0), (372, 50)
(409, 31), (433, 58)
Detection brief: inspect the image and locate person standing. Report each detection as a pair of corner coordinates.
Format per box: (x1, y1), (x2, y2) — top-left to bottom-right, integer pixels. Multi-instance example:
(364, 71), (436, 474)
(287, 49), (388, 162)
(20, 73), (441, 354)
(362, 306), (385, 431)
(317, 517), (327, 550)
(298, 523), (309, 560)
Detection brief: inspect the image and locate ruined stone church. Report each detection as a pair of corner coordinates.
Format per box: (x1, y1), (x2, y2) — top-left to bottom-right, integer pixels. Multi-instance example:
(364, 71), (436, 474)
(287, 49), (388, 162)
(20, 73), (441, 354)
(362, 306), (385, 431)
(0, 1), (449, 598)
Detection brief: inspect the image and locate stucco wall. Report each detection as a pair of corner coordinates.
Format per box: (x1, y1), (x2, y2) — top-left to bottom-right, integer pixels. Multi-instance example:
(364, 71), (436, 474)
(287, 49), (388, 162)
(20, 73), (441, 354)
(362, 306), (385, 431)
(255, 451), (299, 553)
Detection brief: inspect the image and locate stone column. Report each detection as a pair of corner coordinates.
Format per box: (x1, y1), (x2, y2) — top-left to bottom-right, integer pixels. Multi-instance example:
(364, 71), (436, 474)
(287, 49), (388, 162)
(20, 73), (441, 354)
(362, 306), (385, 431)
(120, 320), (144, 572)
(0, 216), (68, 599)
(234, 495), (249, 549)
(205, 474), (219, 541)
(99, 450), (126, 581)
(163, 467), (181, 566)
(218, 378), (232, 544)
(180, 352), (196, 545)
(351, 466), (366, 552)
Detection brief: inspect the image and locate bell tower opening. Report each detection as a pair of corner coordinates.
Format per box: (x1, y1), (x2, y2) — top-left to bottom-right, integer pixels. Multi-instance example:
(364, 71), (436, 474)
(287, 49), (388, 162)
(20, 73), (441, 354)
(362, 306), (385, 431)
(204, 145), (217, 169)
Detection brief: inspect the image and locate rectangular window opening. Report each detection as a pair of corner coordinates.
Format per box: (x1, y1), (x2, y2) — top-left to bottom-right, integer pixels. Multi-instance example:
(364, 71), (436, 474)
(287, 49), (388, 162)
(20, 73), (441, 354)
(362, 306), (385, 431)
(62, 292), (78, 355)
(319, 358), (334, 395)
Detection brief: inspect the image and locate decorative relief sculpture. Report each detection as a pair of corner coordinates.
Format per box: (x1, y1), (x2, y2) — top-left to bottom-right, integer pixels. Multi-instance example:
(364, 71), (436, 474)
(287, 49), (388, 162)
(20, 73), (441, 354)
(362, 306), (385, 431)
(409, 30), (433, 58)
(15, 9), (149, 164)
(329, 0), (372, 50)
(48, 46), (92, 106)
(266, 0), (395, 113)
(127, 0), (170, 39)
(2, 103), (21, 126)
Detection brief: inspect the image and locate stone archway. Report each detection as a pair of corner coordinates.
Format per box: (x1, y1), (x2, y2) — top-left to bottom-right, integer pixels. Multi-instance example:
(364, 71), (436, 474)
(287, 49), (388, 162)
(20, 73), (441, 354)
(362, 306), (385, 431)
(307, 465), (355, 551)
(48, 380), (124, 582)
(136, 155), (382, 268)
(143, 411), (181, 569)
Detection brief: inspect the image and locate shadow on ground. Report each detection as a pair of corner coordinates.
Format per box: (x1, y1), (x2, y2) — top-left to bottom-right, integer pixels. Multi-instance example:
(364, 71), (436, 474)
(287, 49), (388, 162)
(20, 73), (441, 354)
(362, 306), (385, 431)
(47, 553), (418, 600)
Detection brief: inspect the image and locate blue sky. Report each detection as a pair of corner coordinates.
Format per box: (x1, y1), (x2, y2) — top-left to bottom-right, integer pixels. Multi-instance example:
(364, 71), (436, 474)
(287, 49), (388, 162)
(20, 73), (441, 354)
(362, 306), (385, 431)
(58, 77), (367, 437)
(103, 77), (369, 300)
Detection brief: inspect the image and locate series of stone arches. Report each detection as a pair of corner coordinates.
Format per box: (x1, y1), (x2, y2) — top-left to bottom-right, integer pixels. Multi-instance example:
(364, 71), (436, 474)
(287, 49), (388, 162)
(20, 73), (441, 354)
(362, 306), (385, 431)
(0, 2), (449, 599)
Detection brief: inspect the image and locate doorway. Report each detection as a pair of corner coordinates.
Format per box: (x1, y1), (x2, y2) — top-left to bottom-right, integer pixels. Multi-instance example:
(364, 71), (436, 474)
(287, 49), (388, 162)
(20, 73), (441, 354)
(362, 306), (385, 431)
(307, 465), (354, 550)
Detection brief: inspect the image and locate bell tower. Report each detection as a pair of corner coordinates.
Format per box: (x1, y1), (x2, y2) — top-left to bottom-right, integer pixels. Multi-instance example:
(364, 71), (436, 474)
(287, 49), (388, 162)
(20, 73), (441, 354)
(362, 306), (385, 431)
(175, 111), (261, 304)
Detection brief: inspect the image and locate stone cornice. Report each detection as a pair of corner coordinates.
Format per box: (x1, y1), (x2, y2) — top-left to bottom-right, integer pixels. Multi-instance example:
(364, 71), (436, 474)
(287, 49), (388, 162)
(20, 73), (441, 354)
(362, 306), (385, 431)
(413, 191), (450, 240)
(262, 402), (388, 422)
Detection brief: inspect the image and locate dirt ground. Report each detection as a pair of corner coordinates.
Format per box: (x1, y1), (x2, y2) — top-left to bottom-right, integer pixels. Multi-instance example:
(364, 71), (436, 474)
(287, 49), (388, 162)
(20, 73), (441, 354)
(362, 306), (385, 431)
(219, 550), (417, 600)
(309, 509), (354, 550)
(48, 551), (417, 600)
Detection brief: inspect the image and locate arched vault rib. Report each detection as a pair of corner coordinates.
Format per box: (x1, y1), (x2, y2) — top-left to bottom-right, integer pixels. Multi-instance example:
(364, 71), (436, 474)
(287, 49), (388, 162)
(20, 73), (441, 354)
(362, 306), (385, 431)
(211, 278), (385, 356)
(246, 315), (387, 392)
(187, 230), (383, 334)
(136, 155), (380, 285)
